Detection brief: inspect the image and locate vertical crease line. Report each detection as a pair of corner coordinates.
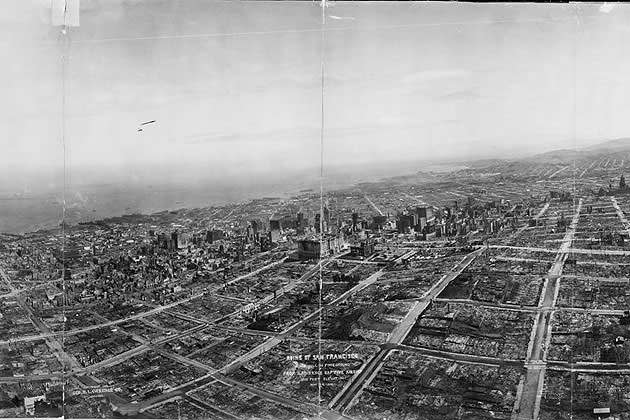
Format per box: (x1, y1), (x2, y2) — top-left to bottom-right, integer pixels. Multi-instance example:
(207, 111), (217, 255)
(318, 0), (326, 416)
(570, 6), (579, 419)
(60, 23), (68, 415)
(573, 5), (578, 207)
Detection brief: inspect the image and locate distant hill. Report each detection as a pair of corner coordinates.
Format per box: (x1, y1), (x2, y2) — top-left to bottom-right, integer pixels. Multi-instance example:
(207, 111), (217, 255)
(519, 138), (630, 165)
(583, 138), (630, 152)
(448, 138), (630, 180)
(523, 149), (584, 164)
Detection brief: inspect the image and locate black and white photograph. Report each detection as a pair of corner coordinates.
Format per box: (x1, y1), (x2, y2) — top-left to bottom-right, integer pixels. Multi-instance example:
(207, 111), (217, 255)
(2, 1), (630, 419)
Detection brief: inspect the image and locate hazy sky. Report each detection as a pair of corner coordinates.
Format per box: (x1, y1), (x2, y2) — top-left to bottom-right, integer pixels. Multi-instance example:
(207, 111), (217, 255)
(3, 1), (630, 186)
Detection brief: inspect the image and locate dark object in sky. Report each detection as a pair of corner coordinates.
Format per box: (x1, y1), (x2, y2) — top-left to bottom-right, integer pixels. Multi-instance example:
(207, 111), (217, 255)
(137, 128), (143, 132)
(140, 120), (156, 126)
